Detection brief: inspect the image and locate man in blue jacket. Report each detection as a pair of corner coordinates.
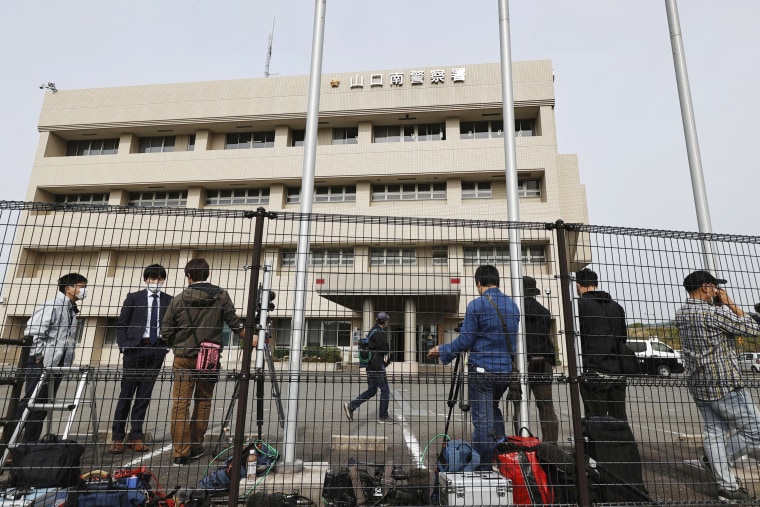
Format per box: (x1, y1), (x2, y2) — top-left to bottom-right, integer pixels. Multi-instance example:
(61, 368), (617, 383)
(428, 265), (520, 468)
(110, 264), (172, 453)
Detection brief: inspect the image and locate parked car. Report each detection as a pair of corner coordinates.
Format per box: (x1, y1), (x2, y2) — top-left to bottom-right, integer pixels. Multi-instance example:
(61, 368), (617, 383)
(738, 352), (760, 374)
(626, 337), (685, 377)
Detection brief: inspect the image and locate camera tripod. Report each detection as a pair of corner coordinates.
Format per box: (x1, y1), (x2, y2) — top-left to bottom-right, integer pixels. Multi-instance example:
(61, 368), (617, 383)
(443, 353), (469, 442)
(214, 316), (284, 454)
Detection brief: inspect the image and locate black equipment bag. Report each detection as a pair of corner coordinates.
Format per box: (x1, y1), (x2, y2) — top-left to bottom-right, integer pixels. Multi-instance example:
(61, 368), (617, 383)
(537, 442), (580, 505)
(583, 415), (652, 503)
(9, 434), (84, 488)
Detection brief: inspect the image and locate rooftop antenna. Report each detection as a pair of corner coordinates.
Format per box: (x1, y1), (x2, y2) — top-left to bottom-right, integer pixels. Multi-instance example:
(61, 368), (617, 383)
(264, 17), (275, 77)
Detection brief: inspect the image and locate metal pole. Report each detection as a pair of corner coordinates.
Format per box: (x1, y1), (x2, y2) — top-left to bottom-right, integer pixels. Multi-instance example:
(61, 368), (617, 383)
(665, 0), (716, 271)
(280, 0), (327, 473)
(255, 262), (274, 442)
(497, 0), (528, 434)
(553, 221), (591, 507)
(228, 208), (269, 507)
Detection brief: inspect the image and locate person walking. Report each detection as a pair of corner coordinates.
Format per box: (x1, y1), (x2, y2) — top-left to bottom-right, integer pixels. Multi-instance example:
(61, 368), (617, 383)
(110, 264), (172, 453)
(343, 312), (394, 423)
(676, 270), (760, 504)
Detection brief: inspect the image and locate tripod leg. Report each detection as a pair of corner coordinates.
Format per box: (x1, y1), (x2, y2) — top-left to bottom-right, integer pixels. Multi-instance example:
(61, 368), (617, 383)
(264, 343), (285, 427)
(214, 375), (240, 455)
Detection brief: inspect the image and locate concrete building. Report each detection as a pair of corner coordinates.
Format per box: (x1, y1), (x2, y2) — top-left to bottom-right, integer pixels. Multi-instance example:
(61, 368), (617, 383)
(2, 60), (588, 370)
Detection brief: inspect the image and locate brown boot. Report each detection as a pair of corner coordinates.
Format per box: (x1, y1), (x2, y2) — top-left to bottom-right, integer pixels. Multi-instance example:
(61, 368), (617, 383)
(109, 440), (125, 454)
(127, 439), (150, 452)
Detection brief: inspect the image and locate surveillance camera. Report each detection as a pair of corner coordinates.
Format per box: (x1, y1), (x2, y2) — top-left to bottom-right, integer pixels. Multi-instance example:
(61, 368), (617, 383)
(39, 85), (44, 89)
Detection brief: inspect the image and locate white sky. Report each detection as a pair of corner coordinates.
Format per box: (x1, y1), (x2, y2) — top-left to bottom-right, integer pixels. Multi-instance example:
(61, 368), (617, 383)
(1, 0), (758, 236)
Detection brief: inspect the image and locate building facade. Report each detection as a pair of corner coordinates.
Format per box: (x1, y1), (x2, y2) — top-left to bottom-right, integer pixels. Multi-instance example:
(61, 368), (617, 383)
(2, 60), (588, 370)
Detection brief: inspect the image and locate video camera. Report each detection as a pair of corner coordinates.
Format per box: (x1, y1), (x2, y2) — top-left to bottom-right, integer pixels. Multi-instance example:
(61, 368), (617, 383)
(453, 320), (464, 333)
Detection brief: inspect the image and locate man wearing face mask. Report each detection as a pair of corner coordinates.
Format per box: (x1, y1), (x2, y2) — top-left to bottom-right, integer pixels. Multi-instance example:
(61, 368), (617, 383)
(16, 272), (88, 443)
(109, 264), (172, 453)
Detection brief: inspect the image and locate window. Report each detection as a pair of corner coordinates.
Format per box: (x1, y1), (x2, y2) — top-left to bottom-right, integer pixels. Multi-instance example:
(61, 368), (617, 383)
(463, 245), (546, 265)
(54, 193), (109, 205)
(306, 320), (352, 347)
(128, 191), (187, 207)
(372, 183), (446, 201)
(138, 136), (175, 153)
(432, 248), (448, 266)
(518, 179), (541, 198)
(187, 134), (196, 151)
(291, 129), (305, 147)
(521, 245), (547, 264)
(461, 181), (492, 199)
(286, 187), (300, 204)
(314, 186), (356, 203)
(206, 188), (270, 205)
(331, 128), (358, 145)
(281, 248), (355, 267)
(311, 249), (354, 266)
(463, 246), (510, 265)
(370, 248), (416, 266)
(460, 119), (534, 139)
(66, 138), (119, 156)
(225, 132), (275, 149)
(104, 317), (118, 345)
(515, 119), (536, 137)
(373, 123), (445, 143)
(288, 186), (356, 204)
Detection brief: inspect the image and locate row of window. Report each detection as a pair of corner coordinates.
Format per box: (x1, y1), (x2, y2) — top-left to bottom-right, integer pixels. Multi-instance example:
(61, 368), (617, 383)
(54, 180), (542, 207)
(280, 245), (547, 267)
(63, 120), (536, 156)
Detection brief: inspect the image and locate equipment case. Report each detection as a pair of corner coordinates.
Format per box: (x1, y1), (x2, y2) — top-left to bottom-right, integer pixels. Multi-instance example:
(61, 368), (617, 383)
(437, 471), (512, 506)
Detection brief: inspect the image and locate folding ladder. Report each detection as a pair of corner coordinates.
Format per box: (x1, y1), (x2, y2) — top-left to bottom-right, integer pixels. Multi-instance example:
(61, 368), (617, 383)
(0, 366), (101, 473)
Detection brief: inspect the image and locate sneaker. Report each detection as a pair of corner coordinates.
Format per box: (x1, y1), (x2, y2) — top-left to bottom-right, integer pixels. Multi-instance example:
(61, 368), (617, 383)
(700, 455), (717, 483)
(377, 416), (396, 424)
(717, 487), (754, 504)
(189, 447), (206, 460)
(173, 457), (189, 467)
(343, 402), (354, 422)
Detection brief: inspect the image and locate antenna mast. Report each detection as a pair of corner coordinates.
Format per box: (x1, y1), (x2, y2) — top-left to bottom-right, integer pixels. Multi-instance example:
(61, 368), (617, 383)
(264, 17), (275, 77)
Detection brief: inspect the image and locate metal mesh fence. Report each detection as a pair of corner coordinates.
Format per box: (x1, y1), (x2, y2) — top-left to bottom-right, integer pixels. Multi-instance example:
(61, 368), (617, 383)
(0, 201), (758, 506)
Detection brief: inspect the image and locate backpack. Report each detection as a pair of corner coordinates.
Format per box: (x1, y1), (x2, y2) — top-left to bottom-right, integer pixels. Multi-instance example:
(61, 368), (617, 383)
(494, 434), (554, 505)
(358, 328), (378, 368)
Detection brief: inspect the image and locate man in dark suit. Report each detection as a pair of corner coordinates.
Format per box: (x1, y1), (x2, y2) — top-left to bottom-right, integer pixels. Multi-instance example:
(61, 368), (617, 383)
(110, 264), (172, 453)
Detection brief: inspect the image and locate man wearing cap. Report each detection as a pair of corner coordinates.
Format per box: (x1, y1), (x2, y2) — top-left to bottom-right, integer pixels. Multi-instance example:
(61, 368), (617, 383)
(675, 270), (760, 504)
(428, 265), (520, 469)
(344, 312), (394, 423)
(575, 268), (629, 421)
(513, 276), (559, 442)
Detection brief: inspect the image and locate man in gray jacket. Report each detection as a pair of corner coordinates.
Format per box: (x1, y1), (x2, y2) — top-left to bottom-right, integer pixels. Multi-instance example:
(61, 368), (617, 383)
(16, 273), (88, 442)
(162, 258), (248, 466)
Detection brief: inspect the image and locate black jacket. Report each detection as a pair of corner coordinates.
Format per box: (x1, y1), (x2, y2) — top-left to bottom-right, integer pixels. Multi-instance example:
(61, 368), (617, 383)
(523, 297), (555, 363)
(367, 324), (389, 372)
(577, 290), (627, 374)
(116, 289), (173, 349)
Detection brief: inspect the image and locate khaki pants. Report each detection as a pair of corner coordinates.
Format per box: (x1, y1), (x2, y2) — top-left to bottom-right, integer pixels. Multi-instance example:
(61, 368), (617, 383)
(171, 356), (216, 458)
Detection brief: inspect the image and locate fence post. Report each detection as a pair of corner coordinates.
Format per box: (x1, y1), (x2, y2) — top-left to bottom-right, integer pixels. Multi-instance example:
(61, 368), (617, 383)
(228, 207), (275, 506)
(551, 220), (591, 507)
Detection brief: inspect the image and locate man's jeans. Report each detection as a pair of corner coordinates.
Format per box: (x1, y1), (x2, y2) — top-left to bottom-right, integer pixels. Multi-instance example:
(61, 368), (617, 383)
(695, 388), (760, 491)
(469, 370), (511, 468)
(349, 370), (390, 418)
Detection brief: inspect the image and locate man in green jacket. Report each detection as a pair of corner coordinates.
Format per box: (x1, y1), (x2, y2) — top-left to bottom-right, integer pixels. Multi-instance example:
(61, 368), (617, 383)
(162, 258), (248, 466)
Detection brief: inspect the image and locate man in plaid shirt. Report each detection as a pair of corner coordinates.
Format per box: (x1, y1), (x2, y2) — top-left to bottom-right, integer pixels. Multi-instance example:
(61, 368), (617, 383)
(675, 270), (760, 504)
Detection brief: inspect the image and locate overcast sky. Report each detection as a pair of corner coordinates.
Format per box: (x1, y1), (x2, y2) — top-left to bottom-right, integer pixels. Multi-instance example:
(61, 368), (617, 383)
(1, 0), (758, 236)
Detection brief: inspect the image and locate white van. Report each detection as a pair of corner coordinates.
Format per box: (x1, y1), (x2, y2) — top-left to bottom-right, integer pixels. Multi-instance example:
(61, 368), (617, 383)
(626, 337), (684, 377)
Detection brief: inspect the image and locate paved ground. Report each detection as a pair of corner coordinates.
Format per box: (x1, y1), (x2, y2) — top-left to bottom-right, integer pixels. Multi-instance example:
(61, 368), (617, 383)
(1, 368), (759, 504)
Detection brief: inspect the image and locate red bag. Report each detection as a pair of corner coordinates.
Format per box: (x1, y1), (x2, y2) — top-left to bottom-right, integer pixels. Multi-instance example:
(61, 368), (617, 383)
(495, 435), (554, 505)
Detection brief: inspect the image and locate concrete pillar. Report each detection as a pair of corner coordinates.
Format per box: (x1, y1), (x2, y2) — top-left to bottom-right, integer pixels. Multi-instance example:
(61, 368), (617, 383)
(362, 298), (375, 333)
(404, 298), (416, 363)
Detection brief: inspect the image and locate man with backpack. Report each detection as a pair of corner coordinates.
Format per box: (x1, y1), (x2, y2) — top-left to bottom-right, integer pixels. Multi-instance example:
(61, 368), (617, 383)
(343, 312), (394, 423)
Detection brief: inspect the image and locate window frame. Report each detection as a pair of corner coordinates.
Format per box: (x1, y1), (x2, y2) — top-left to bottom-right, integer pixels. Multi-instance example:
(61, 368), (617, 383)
(128, 191), (188, 207)
(205, 188), (270, 206)
(372, 182), (446, 201)
(331, 127), (359, 145)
